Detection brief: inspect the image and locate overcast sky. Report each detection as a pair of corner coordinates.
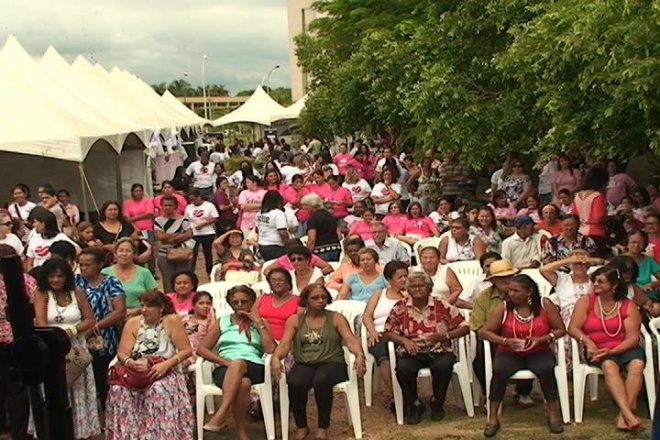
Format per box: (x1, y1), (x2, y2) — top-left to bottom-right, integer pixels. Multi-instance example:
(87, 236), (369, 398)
(0, 0), (290, 94)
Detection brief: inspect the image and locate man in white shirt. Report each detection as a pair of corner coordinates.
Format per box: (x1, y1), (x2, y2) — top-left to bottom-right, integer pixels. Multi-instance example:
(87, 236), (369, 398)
(375, 145), (405, 181)
(365, 221), (410, 265)
(185, 150), (215, 201)
(184, 189), (219, 275)
(501, 216), (543, 269)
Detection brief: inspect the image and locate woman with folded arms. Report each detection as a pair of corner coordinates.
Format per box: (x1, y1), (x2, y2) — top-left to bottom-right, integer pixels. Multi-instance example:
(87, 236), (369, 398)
(439, 217), (486, 264)
(479, 274), (565, 437)
(568, 266), (645, 432)
(271, 284), (366, 440)
(362, 261), (408, 406)
(197, 286), (276, 438)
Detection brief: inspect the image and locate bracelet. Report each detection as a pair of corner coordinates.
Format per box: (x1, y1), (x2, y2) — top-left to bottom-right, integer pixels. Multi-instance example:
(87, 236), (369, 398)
(549, 331), (556, 341)
(501, 337), (507, 345)
(355, 352), (365, 358)
(69, 326), (78, 336)
(174, 354), (181, 365)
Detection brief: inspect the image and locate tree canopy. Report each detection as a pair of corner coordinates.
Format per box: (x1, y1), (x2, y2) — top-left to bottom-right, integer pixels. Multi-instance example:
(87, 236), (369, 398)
(296, 0), (660, 167)
(151, 79), (229, 97)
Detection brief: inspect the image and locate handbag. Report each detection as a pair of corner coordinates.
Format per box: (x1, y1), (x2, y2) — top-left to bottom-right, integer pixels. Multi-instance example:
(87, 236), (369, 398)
(107, 355), (168, 391)
(160, 218), (195, 262)
(86, 327), (105, 352)
(65, 344), (93, 385)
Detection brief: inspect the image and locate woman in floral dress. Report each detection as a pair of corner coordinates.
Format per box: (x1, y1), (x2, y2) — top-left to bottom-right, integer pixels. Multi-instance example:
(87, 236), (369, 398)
(105, 291), (193, 440)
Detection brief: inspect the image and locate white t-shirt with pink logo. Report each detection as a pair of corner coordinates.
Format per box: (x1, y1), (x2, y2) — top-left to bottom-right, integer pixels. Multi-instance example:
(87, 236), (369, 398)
(184, 202), (219, 236)
(27, 233), (78, 267)
(342, 179), (372, 202)
(371, 182), (403, 216)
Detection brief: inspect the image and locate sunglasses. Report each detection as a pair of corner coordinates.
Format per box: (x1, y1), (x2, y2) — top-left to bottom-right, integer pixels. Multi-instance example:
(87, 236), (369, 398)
(290, 257), (306, 262)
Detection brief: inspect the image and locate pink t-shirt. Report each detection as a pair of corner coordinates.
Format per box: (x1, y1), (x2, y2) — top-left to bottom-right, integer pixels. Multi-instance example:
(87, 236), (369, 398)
(360, 156), (377, 181)
(307, 183), (331, 198)
(326, 186), (353, 218)
(283, 186), (311, 222)
(266, 183), (290, 197)
(349, 220), (373, 241)
(123, 197), (155, 231)
(166, 292), (194, 315)
(154, 193), (188, 216)
(403, 216), (437, 238)
(238, 189), (267, 229)
(383, 214), (407, 235)
(275, 254), (322, 271)
(606, 173), (635, 206)
(334, 153), (354, 175)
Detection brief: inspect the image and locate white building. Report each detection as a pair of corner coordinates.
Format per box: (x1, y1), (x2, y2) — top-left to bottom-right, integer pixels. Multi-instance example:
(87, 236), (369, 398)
(287, 0), (319, 101)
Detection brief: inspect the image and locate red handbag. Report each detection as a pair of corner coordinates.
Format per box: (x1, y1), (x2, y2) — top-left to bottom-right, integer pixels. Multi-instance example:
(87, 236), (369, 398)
(108, 356), (169, 391)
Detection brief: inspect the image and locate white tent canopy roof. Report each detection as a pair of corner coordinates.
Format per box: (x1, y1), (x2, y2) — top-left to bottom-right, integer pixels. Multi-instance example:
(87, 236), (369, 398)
(271, 94), (307, 122)
(161, 90), (209, 125)
(211, 86), (287, 127)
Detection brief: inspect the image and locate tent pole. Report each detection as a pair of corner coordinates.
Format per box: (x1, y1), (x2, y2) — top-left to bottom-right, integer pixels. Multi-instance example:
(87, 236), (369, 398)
(145, 153), (154, 197)
(115, 154), (124, 203)
(78, 163), (89, 222)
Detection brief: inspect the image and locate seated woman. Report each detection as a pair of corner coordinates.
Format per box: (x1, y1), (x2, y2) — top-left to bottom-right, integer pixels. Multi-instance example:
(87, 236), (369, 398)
(469, 206), (505, 254)
(384, 272), (469, 424)
(212, 229), (257, 281)
(395, 201), (440, 246)
(197, 286), (276, 437)
(610, 255), (660, 316)
(181, 291), (214, 365)
(516, 194), (541, 223)
(439, 217), (486, 264)
(626, 230), (660, 300)
(338, 248), (387, 301)
(363, 261), (408, 406)
(102, 238), (158, 318)
(106, 291), (193, 439)
(537, 204), (563, 236)
(568, 266), (645, 432)
(255, 268), (301, 341)
(488, 190), (517, 225)
(479, 274), (566, 437)
(271, 284), (366, 440)
(382, 201), (407, 236)
(263, 239), (333, 276)
(327, 237), (374, 290)
(348, 207), (376, 242)
(411, 246), (462, 303)
(429, 197), (457, 232)
(542, 214), (597, 263)
(166, 270), (198, 315)
(288, 246), (325, 295)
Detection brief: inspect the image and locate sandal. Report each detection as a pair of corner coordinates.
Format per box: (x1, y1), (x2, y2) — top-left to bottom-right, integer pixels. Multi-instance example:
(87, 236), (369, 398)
(484, 424), (500, 438)
(548, 420), (564, 434)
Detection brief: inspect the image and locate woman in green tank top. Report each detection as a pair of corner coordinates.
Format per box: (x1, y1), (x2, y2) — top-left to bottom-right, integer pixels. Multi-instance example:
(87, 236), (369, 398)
(271, 284), (366, 440)
(197, 286), (276, 439)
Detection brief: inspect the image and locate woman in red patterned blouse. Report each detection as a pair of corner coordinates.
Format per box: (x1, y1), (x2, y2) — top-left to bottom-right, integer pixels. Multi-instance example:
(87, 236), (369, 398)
(384, 272), (469, 424)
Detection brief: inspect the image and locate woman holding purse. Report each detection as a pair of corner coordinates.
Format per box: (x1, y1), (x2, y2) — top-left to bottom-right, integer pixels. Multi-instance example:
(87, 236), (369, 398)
(105, 290), (193, 439)
(33, 258), (100, 439)
(154, 195), (194, 292)
(75, 247), (126, 410)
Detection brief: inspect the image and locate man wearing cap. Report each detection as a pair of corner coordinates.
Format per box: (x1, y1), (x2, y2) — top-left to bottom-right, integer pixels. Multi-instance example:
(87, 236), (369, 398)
(501, 215), (543, 269)
(470, 259), (534, 407)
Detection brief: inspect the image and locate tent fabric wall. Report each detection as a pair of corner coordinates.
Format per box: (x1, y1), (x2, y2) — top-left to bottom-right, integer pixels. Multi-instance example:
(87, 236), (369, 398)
(271, 94), (307, 122)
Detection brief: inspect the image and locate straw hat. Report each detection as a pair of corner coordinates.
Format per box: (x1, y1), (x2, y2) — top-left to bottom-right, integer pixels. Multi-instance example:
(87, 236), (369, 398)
(486, 260), (519, 280)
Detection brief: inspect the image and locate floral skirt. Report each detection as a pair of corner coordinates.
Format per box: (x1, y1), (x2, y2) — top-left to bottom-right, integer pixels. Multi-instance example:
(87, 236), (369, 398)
(105, 367), (194, 440)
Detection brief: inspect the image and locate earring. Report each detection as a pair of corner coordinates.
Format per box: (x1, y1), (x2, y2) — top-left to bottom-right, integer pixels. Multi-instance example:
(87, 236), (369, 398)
(527, 296), (532, 306)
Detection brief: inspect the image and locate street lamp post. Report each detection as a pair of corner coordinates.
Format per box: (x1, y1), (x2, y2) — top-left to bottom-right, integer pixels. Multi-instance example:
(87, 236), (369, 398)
(202, 55), (209, 120)
(261, 64), (281, 89)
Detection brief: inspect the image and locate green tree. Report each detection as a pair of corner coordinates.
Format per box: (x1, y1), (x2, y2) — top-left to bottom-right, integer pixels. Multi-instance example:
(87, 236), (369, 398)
(151, 82), (167, 95)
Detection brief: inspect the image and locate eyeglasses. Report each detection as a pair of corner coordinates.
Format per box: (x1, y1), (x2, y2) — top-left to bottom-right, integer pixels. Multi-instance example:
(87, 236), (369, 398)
(229, 299), (251, 306)
(408, 284), (427, 290)
(290, 257), (306, 262)
(269, 278), (288, 283)
(0, 222), (11, 227)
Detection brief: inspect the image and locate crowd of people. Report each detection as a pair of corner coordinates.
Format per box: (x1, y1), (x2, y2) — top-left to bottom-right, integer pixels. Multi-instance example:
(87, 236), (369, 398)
(0, 135), (659, 439)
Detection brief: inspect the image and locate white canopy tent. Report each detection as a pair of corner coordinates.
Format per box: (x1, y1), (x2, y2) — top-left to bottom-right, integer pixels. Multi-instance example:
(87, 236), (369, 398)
(271, 94), (307, 122)
(161, 90), (209, 128)
(211, 86), (287, 127)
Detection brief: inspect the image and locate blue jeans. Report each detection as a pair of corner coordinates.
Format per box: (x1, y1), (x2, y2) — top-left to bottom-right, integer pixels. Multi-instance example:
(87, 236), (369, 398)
(315, 249), (340, 262)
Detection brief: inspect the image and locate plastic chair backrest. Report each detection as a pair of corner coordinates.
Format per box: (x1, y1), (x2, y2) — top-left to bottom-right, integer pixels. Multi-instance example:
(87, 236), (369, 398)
(198, 281), (243, 310)
(326, 300), (367, 333)
(260, 259), (277, 279)
(413, 237), (443, 263)
(519, 268), (553, 297)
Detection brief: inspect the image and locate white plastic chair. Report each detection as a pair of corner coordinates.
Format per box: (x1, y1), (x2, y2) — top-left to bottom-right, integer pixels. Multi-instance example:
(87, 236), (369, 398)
(388, 336), (475, 425)
(259, 259), (278, 280)
(571, 328), (655, 422)
(392, 238), (413, 263)
(210, 263), (222, 282)
(279, 347), (363, 440)
(195, 355), (276, 440)
(519, 268), (554, 297)
(412, 237), (443, 263)
(326, 300), (366, 333)
(197, 281), (243, 311)
(484, 339), (570, 423)
(360, 323), (381, 407)
(251, 281), (272, 296)
(448, 260), (483, 298)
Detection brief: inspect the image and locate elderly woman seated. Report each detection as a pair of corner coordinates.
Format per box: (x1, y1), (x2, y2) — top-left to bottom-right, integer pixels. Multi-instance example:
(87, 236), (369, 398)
(384, 272), (469, 424)
(439, 217), (486, 264)
(411, 246), (462, 303)
(568, 266), (645, 432)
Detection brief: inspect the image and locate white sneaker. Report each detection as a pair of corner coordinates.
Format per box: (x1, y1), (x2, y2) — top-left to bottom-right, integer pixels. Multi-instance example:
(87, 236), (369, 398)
(517, 394), (534, 407)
